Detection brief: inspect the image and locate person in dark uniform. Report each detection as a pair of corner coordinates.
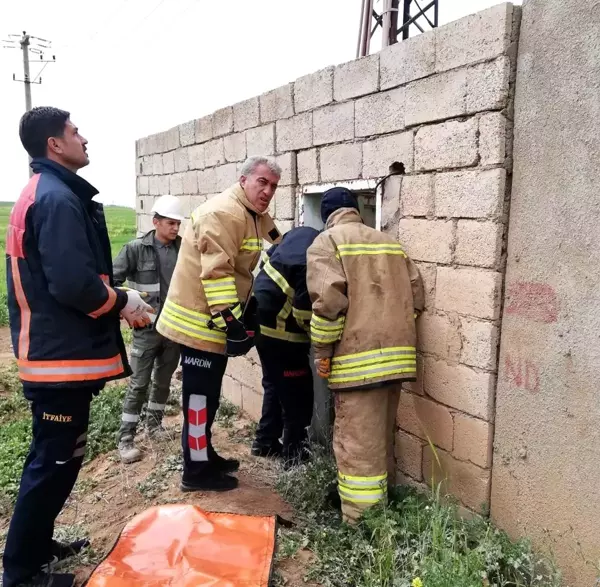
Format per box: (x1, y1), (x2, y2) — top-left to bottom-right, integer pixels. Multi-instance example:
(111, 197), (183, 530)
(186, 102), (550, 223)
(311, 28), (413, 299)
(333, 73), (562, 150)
(2, 107), (151, 587)
(251, 227), (319, 467)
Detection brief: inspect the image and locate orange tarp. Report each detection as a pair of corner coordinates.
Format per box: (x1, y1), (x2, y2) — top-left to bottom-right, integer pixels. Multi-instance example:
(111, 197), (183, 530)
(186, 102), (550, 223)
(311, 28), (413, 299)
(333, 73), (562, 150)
(86, 504), (277, 586)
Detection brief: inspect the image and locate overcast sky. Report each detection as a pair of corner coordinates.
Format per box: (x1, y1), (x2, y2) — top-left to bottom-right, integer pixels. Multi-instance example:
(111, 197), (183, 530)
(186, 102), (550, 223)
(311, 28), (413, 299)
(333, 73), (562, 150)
(0, 0), (519, 207)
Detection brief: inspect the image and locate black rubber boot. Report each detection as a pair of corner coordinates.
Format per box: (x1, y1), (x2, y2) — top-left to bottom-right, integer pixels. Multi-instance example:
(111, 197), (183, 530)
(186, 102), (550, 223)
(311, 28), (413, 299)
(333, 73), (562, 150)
(250, 442), (282, 458)
(17, 572), (75, 587)
(180, 471), (238, 492)
(41, 538), (91, 572)
(212, 453), (240, 473)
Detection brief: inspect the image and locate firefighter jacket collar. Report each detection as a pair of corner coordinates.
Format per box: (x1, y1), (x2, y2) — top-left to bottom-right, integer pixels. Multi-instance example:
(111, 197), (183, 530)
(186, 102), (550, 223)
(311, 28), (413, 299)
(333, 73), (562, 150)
(325, 207), (363, 229)
(30, 158), (99, 202)
(232, 182), (267, 216)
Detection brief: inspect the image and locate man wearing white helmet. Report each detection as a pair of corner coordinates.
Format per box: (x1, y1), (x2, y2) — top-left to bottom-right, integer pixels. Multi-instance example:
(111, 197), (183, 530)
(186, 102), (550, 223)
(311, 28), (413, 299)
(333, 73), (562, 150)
(113, 194), (184, 463)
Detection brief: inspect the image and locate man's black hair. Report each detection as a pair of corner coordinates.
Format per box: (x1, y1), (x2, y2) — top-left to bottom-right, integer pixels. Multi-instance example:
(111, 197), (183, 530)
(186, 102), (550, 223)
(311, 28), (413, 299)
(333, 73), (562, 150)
(19, 106), (70, 159)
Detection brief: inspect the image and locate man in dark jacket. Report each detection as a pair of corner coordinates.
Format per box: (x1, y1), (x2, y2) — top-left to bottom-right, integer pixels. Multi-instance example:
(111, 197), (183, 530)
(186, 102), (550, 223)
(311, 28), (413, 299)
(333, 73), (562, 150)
(251, 227), (319, 467)
(114, 194), (183, 464)
(2, 107), (152, 587)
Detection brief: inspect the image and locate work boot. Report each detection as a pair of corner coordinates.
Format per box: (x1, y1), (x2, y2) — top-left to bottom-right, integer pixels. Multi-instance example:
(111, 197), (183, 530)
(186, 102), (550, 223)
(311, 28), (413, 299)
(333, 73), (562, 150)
(118, 439), (143, 464)
(16, 572), (75, 587)
(146, 425), (172, 442)
(250, 441), (282, 458)
(212, 453), (240, 473)
(180, 470), (239, 493)
(41, 538), (91, 571)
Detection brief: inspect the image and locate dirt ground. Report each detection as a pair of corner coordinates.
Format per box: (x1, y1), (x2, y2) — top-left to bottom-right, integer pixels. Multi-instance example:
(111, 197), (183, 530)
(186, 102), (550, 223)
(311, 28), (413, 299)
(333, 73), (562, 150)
(0, 394), (316, 586)
(0, 328), (13, 364)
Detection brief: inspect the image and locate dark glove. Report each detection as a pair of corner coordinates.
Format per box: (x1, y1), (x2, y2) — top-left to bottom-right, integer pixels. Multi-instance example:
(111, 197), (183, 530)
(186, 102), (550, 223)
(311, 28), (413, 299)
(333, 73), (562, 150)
(242, 295), (259, 337)
(211, 305), (255, 357)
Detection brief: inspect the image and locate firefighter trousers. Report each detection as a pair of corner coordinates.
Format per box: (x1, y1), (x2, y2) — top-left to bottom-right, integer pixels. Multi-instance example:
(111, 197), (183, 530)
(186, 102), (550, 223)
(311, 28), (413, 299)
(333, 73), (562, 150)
(334, 383), (401, 524)
(255, 337), (314, 462)
(2, 387), (95, 587)
(180, 345), (228, 477)
(118, 327), (180, 443)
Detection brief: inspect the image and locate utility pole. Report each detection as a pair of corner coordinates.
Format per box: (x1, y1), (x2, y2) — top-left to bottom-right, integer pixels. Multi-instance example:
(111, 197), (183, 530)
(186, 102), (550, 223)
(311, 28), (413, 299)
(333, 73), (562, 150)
(2, 31), (56, 175)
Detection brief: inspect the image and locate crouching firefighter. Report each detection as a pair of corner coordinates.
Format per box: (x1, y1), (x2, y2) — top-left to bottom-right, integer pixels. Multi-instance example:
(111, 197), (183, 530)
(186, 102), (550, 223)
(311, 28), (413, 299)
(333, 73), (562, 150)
(156, 156), (282, 492)
(250, 227), (320, 466)
(114, 194), (184, 464)
(306, 187), (424, 524)
(3, 107), (153, 587)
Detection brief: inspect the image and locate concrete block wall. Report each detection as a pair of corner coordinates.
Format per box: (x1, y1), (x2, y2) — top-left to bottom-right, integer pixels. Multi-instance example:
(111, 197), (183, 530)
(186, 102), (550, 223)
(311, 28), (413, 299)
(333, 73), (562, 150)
(135, 3), (520, 513)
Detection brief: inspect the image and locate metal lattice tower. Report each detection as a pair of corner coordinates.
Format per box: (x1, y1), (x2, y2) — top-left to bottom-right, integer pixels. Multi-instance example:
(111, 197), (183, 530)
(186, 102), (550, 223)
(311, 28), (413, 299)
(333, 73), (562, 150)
(357, 0), (439, 58)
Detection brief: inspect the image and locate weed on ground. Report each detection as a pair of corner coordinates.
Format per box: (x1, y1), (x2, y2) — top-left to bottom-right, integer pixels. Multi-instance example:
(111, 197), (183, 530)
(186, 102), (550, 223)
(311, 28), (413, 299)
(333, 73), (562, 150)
(276, 446), (562, 587)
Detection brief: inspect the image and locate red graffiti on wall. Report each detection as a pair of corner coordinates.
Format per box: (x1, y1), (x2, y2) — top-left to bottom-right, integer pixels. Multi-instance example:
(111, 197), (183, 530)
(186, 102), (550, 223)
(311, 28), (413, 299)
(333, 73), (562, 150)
(504, 353), (540, 393)
(505, 282), (558, 323)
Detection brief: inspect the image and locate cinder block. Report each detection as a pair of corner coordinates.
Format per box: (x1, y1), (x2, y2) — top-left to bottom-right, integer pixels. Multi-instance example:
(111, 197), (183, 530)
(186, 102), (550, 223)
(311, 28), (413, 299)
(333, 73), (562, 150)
(195, 115), (213, 144)
(190, 195), (207, 212)
(334, 54), (379, 101)
(479, 112), (507, 166)
(276, 112), (312, 152)
(179, 120), (195, 147)
(381, 175), (401, 235)
(459, 317), (499, 371)
(158, 175), (170, 195)
(422, 446), (491, 512)
(435, 3), (514, 73)
(467, 57), (510, 113)
(224, 132), (247, 163)
(174, 148), (189, 173)
(313, 102), (354, 146)
(260, 83), (294, 123)
(204, 138), (226, 168)
(453, 413), (493, 468)
(213, 106), (234, 137)
(177, 195), (192, 218)
(320, 143), (362, 182)
(415, 118), (478, 171)
(362, 131), (413, 178)
(222, 374), (243, 408)
(395, 430), (424, 481)
(165, 126), (180, 152)
(403, 354), (425, 396)
(401, 174), (433, 217)
(435, 266), (502, 320)
(152, 154), (164, 175)
(398, 218), (453, 264)
(274, 187), (295, 220)
(197, 168), (217, 195)
(355, 87), (405, 137)
(169, 173), (184, 196)
(275, 152), (297, 186)
(455, 220), (503, 268)
(136, 195), (151, 215)
(215, 163), (239, 192)
(233, 97), (260, 131)
(275, 219), (294, 235)
(435, 168), (506, 219)
(241, 385), (263, 421)
(381, 30), (435, 89)
(414, 262), (436, 310)
(149, 176), (160, 196)
(188, 144), (205, 170)
(246, 124), (275, 157)
(398, 391), (454, 451)
(136, 138), (147, 157)
(295, 66), (334, 113)
(162, 151), (175, 175)
(137, 176), (149, 196)
(423, 357), (495, 420)
(297, 149), (318, 184)
(183, 170), (198, 195)
(405, 69), (467, 127)
(417, 311), (461, 361)
(138, 214), (154, 234)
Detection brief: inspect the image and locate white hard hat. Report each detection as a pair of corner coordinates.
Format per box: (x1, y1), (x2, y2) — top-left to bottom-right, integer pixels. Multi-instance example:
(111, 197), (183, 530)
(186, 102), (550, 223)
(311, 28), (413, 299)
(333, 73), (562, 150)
(151, 194), (185, 221)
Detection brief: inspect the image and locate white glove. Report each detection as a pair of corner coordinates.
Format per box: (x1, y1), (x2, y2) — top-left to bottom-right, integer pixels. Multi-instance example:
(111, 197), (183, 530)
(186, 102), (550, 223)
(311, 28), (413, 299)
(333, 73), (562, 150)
(120, 290), (154, 328)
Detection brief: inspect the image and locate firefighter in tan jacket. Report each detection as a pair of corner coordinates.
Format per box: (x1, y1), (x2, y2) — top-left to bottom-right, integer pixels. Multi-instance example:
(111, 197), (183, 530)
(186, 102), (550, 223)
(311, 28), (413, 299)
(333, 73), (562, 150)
(156, 156), (282, 492)
(306, 187), (424, 523)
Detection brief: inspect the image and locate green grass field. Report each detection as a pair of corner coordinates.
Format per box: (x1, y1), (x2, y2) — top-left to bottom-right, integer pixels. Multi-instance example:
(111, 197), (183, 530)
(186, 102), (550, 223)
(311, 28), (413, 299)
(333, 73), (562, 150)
(0, 202), (136, 327)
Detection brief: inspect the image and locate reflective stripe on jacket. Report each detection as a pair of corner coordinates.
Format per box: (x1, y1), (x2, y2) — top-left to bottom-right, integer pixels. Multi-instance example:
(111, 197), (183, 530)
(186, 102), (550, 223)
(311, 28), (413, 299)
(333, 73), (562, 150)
(306, 207), (424, 390)
(253, 227), (319, 344)
(156, 183), (281, 353)
(6, 158), (130, 388)
(113, 230), (181, 314)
